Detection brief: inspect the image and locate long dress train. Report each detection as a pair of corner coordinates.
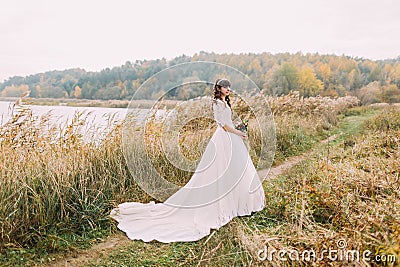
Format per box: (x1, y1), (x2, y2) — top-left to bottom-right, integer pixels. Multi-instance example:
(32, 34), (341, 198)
(110, 99), (266, 243)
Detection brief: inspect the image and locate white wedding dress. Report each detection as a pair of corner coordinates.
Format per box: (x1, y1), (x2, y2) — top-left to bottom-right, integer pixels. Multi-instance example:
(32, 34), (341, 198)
(110, 99), (266, 243)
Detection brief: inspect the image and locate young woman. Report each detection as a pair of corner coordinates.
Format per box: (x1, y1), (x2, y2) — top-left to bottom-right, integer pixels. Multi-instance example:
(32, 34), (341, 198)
(110, 78), (266, 243)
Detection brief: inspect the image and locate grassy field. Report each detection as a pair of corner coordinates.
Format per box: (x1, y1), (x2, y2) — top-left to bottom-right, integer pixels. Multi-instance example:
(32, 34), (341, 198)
(3, 93), (398, 266)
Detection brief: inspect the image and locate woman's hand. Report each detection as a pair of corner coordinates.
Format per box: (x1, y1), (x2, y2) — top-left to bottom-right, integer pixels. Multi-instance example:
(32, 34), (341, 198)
(233, 128), (247, 140)
(223, 125), (248, 140)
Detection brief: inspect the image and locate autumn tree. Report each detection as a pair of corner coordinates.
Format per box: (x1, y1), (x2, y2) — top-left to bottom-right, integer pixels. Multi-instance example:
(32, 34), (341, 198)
(73, 85), (82, 98)
(380, 84), (400, 103)
(0, 84), (30, 97)
(298, 67), (324, 96)
(317, 63), (331, 90)
(389, 62), (400, 87)
(274, 63), (299, 95)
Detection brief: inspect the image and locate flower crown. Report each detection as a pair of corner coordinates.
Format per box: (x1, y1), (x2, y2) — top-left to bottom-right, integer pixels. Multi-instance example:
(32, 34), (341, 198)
(216, 78), (229, 86)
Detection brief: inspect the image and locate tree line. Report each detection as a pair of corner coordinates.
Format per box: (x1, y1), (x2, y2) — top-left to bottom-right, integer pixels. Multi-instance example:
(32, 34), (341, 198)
(1, 51), (399, 104)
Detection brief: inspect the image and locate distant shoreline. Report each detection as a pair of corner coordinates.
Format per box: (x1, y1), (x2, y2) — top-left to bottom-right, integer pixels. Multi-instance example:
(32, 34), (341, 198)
(0, 97), (181, 109)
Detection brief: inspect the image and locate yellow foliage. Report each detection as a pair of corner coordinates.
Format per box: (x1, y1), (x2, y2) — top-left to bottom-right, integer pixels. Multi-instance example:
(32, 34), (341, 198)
(298, 67), (324, 96)
(73, 85), (82, 98)
(1, 84), (29, 97)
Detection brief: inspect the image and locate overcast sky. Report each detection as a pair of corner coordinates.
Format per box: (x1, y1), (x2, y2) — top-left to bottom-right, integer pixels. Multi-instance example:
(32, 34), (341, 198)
(1, 0), (399, 82)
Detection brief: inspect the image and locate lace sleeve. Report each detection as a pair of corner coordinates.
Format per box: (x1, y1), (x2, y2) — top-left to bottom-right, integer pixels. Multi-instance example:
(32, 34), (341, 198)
(212, 99), (227, 128)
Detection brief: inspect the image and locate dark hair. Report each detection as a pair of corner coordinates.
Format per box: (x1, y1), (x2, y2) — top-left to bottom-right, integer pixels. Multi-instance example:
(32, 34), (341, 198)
(213, 78), (231, 108)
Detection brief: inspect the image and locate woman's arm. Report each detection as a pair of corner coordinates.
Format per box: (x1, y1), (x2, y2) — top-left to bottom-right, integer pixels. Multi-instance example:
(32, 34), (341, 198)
(213, 99), (247, 140)
(222, 124), (247, 140)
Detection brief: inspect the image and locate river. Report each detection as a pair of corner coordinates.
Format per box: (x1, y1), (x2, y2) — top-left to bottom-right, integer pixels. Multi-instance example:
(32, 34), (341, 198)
(0, 101), (149, 143)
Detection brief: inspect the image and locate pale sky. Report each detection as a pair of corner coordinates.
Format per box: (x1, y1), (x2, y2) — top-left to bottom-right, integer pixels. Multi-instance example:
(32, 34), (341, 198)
(1, 0), (399, 82)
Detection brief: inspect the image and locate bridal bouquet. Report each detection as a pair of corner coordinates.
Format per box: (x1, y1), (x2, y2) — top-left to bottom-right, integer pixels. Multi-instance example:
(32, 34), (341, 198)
(235, 120), (248, 133)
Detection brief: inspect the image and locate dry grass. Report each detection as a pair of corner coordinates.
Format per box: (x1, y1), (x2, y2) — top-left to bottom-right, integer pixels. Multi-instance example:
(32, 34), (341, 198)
(236, 106), (400, 266)
(0, 93), (362, 265)
(0, 108), (149, 252)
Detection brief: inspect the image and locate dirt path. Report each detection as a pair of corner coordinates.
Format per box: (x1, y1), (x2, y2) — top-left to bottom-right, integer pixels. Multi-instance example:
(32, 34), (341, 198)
(258, 134), (339, 182)
(43, 234), (131, 267)
(43, 134), (340, 267)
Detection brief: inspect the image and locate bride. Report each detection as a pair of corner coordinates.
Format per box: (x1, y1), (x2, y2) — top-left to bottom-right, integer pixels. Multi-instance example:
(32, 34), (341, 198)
(110, 78), (266, 243)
